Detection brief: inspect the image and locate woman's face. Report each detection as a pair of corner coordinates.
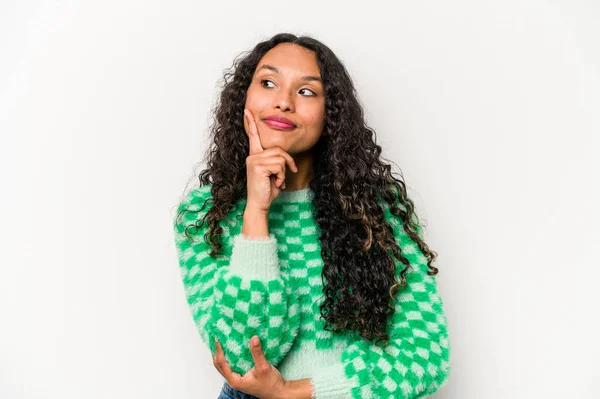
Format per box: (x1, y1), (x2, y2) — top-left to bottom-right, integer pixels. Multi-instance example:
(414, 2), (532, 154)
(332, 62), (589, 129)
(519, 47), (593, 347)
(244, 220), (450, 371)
(244, 43), (326, 155)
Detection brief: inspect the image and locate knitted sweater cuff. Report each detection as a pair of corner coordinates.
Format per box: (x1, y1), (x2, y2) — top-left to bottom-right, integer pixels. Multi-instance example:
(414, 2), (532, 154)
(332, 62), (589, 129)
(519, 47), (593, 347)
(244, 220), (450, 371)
(228, 233), (280, 281)
(310, 362), (353, 398)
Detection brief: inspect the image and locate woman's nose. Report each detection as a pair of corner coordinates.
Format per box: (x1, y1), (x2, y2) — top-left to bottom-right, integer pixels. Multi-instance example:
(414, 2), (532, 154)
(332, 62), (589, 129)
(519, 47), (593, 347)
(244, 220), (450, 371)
(274, 90), (295, 112)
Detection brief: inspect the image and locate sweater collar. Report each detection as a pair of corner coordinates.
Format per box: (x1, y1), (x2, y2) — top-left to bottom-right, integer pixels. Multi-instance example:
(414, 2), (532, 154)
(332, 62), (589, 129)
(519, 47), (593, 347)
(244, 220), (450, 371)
(274, 187), (313, 203)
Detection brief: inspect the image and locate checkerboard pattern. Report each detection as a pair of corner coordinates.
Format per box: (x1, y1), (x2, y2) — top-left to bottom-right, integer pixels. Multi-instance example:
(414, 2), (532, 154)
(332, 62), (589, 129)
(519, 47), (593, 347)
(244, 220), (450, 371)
(343, 211), (450, 398)
(173, 184), (450, 398)
(173, 185), (301, 376)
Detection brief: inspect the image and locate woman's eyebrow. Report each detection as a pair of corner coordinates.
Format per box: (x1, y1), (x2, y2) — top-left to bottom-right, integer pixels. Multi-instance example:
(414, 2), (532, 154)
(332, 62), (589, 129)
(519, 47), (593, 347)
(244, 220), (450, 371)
(257, 64), (322, 83)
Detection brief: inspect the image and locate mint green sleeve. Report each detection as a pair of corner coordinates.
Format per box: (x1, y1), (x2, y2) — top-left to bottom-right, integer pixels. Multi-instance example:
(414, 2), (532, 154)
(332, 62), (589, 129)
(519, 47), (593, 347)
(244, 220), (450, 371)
(172, 187), (301, 376)
(310, 204), (451, 399)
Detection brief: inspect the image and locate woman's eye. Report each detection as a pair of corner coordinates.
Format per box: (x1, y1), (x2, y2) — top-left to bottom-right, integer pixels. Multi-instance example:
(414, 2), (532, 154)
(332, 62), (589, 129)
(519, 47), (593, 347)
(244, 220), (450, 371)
(299, 88), (316, 96)
(260, 79), (315, 97)
(260, 79), (275, 88)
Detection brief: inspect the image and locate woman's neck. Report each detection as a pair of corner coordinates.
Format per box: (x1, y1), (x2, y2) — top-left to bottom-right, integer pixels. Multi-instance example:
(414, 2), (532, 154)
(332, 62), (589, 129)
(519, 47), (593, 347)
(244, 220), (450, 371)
(283, 150), (313, 191)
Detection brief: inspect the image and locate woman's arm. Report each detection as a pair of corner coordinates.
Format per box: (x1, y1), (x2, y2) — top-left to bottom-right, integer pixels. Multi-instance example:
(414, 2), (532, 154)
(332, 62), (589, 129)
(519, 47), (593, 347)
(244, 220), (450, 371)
(173, 185), (301, 375)
(242, 207), (270, 238)
(284, 378), (314, 399)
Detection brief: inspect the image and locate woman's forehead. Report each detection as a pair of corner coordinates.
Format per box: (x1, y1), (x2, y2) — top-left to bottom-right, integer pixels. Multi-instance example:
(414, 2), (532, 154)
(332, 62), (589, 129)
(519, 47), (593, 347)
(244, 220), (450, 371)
(256, 44), (320, 78)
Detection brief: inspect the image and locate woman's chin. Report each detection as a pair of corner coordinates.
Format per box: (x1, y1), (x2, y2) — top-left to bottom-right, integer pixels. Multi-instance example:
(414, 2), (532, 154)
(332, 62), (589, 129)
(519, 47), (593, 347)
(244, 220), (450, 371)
(261, 137), (291, 150)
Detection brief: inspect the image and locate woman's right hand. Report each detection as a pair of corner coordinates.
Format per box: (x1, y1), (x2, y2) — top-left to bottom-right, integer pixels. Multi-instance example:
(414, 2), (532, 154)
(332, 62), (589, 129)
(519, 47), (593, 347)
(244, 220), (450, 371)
(243, 109), (298, 214)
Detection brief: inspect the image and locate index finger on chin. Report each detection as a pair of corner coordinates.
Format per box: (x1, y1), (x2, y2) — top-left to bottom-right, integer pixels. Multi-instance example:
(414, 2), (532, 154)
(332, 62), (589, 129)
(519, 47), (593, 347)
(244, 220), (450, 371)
(244, 109), (264, 155)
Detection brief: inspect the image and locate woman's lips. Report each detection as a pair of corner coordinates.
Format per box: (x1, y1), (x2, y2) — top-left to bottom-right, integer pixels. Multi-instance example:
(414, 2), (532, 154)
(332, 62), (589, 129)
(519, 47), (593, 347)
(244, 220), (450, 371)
(263, 119), (296, 130)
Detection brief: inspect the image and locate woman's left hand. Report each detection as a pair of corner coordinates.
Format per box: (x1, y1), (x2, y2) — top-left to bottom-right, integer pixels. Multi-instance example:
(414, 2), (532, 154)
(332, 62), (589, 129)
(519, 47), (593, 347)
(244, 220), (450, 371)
(213, 336), (288, 399)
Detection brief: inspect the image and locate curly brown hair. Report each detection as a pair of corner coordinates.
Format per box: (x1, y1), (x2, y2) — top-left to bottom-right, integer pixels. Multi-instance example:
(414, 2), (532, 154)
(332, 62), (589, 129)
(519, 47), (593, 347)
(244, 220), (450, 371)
(176, 32), (439, 347)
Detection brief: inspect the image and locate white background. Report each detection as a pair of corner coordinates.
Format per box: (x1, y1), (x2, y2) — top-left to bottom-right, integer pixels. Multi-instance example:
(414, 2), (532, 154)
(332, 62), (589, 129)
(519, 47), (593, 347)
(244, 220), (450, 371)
(1, 1), (599, 398)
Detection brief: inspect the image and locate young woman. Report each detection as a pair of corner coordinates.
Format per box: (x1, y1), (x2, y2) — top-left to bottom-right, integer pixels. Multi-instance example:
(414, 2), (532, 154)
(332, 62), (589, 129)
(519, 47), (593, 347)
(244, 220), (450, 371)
(173, 32), (451, 399)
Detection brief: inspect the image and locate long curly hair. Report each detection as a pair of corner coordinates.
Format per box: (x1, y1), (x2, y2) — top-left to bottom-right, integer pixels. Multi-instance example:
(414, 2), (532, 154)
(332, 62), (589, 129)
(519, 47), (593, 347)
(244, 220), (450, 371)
(177, 32), (439, 347)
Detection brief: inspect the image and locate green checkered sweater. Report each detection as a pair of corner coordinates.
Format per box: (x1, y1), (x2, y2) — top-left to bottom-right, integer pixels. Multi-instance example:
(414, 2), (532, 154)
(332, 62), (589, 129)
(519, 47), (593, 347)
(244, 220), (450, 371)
(173, 184), (451, 398)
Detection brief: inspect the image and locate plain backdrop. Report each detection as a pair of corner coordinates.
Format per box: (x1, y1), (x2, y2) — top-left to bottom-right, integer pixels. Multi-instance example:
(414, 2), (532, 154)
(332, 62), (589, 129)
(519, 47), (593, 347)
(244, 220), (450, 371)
(1, 0), (599, 398)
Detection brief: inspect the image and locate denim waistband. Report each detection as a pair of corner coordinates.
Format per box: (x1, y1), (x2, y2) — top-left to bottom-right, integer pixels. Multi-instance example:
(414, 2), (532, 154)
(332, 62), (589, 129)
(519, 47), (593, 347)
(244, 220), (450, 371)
(220, 381), (262, 399)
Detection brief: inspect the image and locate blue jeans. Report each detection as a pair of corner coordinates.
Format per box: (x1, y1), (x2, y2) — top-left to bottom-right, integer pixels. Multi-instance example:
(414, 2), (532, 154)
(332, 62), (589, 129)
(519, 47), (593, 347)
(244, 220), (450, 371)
(217, 381), (262, 399)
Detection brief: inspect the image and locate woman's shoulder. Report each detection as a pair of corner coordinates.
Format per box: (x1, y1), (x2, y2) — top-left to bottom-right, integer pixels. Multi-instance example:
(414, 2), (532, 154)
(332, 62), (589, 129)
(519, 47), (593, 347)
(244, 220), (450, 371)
(378, 183), (425, 243)
(173, 183), (214, 232)
(178, 183), (213, 209)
